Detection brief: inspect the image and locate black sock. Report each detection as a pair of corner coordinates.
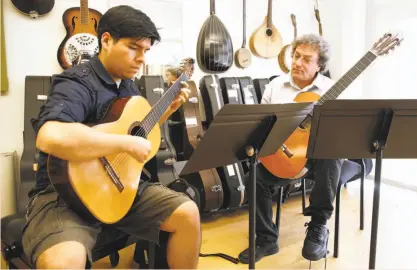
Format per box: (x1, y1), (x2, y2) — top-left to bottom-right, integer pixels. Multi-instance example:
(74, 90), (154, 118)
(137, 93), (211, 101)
(312, 215), (327, 225)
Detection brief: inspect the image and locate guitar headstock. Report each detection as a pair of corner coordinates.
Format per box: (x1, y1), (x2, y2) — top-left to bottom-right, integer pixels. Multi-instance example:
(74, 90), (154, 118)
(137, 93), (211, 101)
(371, 32), (404, 56)
(178, 57), (195, 80)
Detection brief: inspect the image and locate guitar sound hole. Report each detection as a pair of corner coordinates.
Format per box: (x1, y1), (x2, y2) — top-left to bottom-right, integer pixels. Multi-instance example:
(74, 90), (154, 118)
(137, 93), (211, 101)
(266, 28), (273, 37)
(130, 124), (146, 138)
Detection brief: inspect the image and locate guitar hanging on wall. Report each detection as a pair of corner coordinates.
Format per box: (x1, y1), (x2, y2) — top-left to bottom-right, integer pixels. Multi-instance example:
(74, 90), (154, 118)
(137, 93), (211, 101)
(11, 0), (55, 19)
(249, 0), (283, 59)
(259, 32), (403, 180)
(234, 0), (251, 69)
(196, 0), (234, 73)
(57, 0), (102, 70)
(277, 14), (297, 73)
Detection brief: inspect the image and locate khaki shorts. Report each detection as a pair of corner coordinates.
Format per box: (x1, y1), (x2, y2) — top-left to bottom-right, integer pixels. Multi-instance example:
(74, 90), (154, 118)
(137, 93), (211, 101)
(21, 182), (191, 267)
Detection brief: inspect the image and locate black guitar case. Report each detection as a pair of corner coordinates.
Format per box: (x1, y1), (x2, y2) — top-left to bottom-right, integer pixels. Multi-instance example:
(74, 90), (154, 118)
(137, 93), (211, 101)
(135, 75), (178, 186)
(196, 0), (233, 73)
(237, 76), (258, 104)
(199, 75), (247, 209)
(20, 76), (51, 209)
(253, 78), (270, 103)
(219, 77), (243, 105)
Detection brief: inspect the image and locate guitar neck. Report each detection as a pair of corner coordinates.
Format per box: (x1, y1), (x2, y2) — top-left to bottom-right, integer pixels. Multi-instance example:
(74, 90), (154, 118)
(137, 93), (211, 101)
(80, 0), (89, 25)
(242, 0), (246, 47)
(141, 73), (188, 135)
(266, 0), (272, 28)
(302, 50), (378, 126)
(210, 0), (215, 15)
(317, 51), (377, 105)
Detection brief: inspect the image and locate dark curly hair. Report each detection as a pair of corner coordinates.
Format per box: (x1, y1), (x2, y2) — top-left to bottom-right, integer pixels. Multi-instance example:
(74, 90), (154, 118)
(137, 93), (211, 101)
(97, 5), (161, 52)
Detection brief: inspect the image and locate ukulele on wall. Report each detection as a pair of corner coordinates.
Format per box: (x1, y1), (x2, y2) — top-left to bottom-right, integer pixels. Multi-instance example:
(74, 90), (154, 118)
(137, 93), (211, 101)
(57, 0), (102, 70)
(249, 0), (283, 59)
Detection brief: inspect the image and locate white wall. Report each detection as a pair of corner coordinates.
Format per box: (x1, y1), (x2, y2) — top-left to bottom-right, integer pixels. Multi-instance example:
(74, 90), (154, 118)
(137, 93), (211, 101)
(363, 0), (417, 186)
(0, 0), (369, 164)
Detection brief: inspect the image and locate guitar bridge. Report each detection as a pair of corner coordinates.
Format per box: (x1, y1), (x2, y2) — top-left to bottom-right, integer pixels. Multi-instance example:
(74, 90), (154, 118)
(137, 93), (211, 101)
(99, 157), (124, 192)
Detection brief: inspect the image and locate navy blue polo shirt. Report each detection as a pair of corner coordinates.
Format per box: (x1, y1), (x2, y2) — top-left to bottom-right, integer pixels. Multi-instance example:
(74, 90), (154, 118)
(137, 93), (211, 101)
(30, 55), (141, 197)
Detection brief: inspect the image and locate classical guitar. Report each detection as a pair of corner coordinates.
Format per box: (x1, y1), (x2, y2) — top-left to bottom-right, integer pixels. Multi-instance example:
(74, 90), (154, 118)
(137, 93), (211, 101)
(47, 62), (193, 224)
(249, 0), (283, 59)
(11, 0), (55, 18)
(259, 32), (403, 179)
(57, 0), (102, 70)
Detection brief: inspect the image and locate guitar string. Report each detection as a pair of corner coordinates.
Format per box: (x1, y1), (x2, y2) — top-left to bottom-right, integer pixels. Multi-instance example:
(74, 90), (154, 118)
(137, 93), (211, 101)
(109, 74), (188, 172)
(302, 52), (375, 124)
(109, 83), (179, 169)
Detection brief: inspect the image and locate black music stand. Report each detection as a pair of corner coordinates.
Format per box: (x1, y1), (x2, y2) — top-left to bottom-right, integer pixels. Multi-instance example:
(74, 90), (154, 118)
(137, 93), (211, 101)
(306, 99), (417, 269)
(178, 102), (314, 269)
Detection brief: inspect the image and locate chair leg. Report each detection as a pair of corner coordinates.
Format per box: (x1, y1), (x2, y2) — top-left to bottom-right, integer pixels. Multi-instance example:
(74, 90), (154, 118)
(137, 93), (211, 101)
(360, 160), (366, 230)
(148, 242), (155, 269)
(334, 183), (342, 258)
(301, 178), (306, 214)
(276, 186), (283, 237)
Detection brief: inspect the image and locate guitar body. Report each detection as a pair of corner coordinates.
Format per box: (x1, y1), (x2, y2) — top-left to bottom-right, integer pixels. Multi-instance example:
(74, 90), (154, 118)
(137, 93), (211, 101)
(48, 96), (161, 224)
(249, 17), (283, 59)
(57, 7), (102, 69)
(259, 91), (320, 179)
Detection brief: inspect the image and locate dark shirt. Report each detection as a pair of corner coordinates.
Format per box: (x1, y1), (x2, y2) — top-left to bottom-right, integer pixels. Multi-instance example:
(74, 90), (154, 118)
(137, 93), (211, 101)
(29, 55), (141, 197)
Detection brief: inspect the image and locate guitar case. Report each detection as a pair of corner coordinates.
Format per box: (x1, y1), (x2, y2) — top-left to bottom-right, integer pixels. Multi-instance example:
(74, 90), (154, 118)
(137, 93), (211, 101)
(199, 75), (247, 209)
(135, 75), (178, 186)
(219, 77), (243, 105)
(196, 0), (233, 73)
(178, 80), (224, 212)
(253, 78), (270, 103)
(20, 76), (51, 209)
(237, 76), (258, 104)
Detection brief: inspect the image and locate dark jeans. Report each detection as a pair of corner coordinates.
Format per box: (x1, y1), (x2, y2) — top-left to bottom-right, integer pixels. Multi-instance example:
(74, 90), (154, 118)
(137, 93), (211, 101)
(255, 159), (343, 245)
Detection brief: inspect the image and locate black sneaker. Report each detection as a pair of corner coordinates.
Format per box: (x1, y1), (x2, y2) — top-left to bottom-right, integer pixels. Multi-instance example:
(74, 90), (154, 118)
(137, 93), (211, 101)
(302, 222), (329, 261)
(238, 242), (279, 264)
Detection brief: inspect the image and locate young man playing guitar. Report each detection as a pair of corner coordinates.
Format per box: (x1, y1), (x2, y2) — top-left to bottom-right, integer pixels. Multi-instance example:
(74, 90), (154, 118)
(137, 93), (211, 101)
(22, 5), (200, 269)
(239, 34), (343, 263)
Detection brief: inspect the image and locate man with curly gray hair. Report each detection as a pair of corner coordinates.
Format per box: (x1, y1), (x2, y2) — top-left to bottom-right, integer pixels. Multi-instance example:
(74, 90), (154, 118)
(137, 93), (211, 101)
(239, 34), (346, 264)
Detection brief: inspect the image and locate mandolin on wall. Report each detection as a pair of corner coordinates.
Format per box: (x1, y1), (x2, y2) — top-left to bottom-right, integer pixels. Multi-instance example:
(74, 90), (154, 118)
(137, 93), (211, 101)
(57, 0), (102, 70)
(249, 0), (283, 59)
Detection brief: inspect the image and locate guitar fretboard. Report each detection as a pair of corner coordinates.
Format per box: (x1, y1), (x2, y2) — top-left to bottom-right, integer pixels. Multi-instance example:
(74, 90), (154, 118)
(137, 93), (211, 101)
(302, 51), (378, 125)
(141, 73), (188, 136)
(80, 0), (89, 25)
